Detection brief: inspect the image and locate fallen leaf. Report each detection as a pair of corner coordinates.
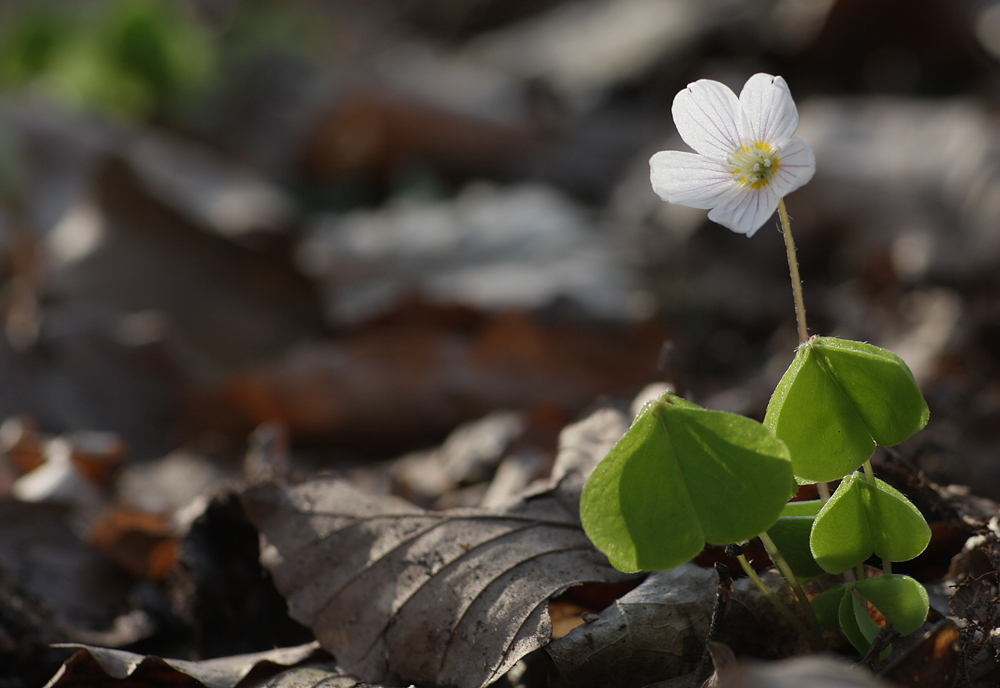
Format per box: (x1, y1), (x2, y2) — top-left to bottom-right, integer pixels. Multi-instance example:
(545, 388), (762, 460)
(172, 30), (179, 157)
(62, 431), (128, 486)
(0, 565), (67, 688)
(296, 182), (640, 323)
(241, 407), (638, 688)
(125, 131), (296, 240)
(710, 653), (893, 688)
(546, 565), (812, 688)
(0, 415), (46, 476)
(45, 642), (334, 688)
(390, 410), (527, 506)
(546, 564), (717, 687)
(86, 508), (179, 582)
(0, 501), (133, 633)
(471, 0), (738, 102)
(301, 86), (534, 188)
(254, 664), (373, 688)
(879, 618), (961, 688)
(171, 492), (315, 659)
(201, 306), (667, 453)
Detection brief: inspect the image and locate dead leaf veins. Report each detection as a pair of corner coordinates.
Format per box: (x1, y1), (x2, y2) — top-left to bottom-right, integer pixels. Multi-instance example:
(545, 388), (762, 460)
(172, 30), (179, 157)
(240, 408), (637, 688)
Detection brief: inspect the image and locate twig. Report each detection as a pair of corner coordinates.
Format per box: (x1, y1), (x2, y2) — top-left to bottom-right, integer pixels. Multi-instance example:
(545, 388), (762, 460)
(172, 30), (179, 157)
(691, 563), (733, 688)
(858, 625), (900, 670)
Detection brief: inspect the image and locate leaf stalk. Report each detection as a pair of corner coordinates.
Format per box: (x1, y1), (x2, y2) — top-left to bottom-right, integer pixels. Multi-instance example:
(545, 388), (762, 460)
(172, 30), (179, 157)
(758, 531), (825, 650)
(735, 554), (809, 638)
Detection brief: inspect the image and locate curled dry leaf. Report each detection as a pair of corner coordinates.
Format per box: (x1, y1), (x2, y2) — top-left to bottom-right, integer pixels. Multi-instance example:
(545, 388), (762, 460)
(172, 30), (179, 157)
(546, 565), (812, 688)
(547, 564), (718, 688)
(241, 407), (638, 688)
(45, 642), (332, 688)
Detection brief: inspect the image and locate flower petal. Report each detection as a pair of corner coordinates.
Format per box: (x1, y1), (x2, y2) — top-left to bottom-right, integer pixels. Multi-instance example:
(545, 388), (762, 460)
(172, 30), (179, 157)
(649, 150), (734, 209)
(707, 182), (780, 237)
(739, 73), (799, 146)
(770, 136), (816, 197)
(672, 79), (742, 161)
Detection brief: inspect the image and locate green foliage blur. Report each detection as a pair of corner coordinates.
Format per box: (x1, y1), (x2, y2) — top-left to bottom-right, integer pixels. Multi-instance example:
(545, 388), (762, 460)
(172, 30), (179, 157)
(0, 0), (218, 121)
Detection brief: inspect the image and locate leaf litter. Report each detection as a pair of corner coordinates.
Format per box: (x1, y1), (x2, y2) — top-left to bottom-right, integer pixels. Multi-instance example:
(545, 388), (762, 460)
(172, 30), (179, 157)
(241, 406), (639, 688)
(46, 641), (342, 688)
(4, 2), (1000, 687)
(547, 564), (811, 688)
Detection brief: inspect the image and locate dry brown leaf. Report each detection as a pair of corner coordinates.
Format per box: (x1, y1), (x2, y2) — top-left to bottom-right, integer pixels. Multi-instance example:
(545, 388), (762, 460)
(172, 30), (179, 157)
(241, 407), (637, 688)
(547, 566), (812, 688)
(0, 501), (133, 633)
(204, 309), (667, 452)
(86, 508), (179, 582)
(711, 653), (893, 688)
(45, 642), (333, 688)
(547, 565), (718, 687)
(879, 618), (960, 688)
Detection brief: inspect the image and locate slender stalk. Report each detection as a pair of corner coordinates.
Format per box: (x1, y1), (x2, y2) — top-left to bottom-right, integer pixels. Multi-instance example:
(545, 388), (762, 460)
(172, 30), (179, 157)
(856, 563), (866, 581)
(758, 532), (825, 649)
(882, 559), (892, 575)
(778, 199), (808, 344)
(862, 460), (876, 484)
(736, 554), (809, 637)
(817, 481), (831, 503)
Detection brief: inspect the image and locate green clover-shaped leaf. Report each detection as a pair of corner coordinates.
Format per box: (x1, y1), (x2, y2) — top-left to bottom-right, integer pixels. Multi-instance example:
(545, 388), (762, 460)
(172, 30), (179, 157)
(811, 583), (846, 630)
(853, 574), (929, 635)
(835, 574), (929, 655)
(765, 337), (929, 483)
(765, 500), (825, 579)
(811, 575), (928, 656)
(839, 586), (888, 658)
(580, 392), (797, 573)
(810, 473), (931, 574)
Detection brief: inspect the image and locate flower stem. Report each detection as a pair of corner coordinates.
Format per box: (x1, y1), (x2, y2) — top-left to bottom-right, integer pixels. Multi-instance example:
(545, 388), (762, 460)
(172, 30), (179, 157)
(778, 199), (808, 344)
(736, 554), (809, 637)
(758, 531), (825, 649)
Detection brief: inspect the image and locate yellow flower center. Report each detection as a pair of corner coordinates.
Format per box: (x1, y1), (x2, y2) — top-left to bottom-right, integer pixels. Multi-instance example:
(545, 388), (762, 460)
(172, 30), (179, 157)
(730, 142), (779, 189)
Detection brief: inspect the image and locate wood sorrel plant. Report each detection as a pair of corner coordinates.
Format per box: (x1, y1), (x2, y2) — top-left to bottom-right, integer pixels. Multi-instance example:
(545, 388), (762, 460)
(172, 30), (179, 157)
(581, 74), (931, 658)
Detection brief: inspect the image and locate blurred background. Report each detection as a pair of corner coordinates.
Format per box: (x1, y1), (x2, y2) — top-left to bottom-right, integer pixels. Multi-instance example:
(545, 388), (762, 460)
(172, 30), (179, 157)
(2, 0), (1000, 675)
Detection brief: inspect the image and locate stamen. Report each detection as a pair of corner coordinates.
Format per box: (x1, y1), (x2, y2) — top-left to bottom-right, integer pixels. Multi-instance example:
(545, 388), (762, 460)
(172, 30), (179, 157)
(729, 141), (779, 188)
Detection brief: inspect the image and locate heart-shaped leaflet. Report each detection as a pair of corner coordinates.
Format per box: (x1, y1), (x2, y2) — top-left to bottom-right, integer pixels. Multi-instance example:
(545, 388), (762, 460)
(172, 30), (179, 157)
(581, 392), (796, 573)
(809, 472), (931, 575)
(765, 337), (929, 483)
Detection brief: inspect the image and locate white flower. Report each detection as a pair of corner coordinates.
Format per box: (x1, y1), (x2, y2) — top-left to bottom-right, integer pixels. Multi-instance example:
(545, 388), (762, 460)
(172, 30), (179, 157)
(649, 73), (815, 237)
